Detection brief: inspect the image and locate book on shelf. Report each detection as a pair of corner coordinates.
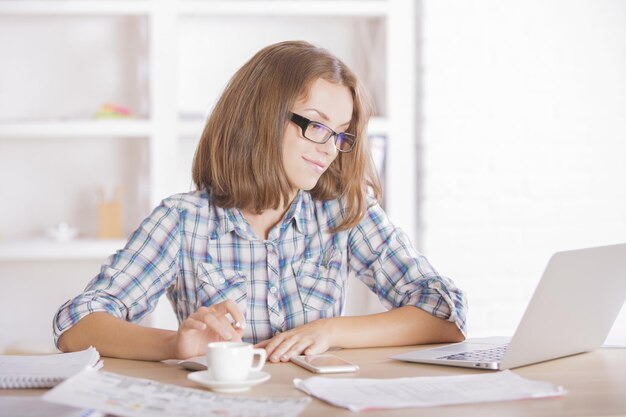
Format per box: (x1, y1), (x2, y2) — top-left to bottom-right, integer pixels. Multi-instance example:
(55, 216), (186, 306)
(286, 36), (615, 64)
(0, 346), (102, 389)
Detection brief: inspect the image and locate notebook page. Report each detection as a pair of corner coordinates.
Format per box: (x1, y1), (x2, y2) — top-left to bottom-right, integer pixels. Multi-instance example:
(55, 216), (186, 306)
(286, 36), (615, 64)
(0, 346), (101, 388)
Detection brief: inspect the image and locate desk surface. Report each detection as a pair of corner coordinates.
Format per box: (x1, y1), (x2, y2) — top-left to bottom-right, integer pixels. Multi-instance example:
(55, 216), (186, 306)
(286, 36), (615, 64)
(3, 345), (626, 416)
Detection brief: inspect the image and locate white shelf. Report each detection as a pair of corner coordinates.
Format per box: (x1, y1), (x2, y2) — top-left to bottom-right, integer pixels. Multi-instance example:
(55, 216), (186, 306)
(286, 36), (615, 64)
(0, 238), (126, 261)
(176, 1), (388, 17)
(0, 119), (152, 139)
(0, 1), (151, 15)
(0, 1), (386, 17)
(178, 116), (388, 138)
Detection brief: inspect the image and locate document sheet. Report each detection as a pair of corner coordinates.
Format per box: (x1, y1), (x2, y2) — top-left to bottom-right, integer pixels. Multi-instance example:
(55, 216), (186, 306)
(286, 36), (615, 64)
(0, 396), (103, 417)
(44, 369), (309, 417)
(294, 370), (566, 411)
(0, 346), (101, 388)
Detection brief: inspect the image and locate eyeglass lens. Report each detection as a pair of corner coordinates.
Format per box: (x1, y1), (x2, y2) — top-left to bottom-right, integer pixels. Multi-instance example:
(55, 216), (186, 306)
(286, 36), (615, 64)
(305, 122), (355, 152)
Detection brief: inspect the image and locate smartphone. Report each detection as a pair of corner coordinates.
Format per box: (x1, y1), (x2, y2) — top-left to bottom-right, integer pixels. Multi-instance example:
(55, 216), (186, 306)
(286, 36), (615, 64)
(290, 354), (359, 374)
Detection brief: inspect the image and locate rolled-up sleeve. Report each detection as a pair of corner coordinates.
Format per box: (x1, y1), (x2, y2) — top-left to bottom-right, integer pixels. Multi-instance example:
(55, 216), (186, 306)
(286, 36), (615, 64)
(348, 203), (467, 335)
(53, 198), (182, 347)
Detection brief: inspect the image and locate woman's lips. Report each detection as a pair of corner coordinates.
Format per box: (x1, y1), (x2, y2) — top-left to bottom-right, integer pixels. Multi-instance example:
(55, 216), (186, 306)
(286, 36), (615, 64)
(302, 156), (327, 174)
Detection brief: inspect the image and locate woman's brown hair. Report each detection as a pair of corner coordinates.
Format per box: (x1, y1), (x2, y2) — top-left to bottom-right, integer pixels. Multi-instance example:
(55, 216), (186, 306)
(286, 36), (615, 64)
(192, 40), (381, 231)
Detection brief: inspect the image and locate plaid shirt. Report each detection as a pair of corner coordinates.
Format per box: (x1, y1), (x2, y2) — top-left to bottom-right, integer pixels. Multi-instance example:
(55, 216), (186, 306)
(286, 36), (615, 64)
(54, 190), (467, 346)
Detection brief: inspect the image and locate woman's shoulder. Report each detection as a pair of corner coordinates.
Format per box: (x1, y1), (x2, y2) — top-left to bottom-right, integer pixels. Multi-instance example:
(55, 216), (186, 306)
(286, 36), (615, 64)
(159, 189), (214, 214)
(305, 192), (384, 231)
(315, 193), (382, 217)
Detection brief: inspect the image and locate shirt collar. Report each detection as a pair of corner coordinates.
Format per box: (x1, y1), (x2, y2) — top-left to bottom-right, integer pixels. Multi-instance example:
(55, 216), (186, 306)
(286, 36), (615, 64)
(202, 188), (239, 239)
(286, 190), (314, 235)
(208, 190), (315, 239)
(207, 206), (236, 239)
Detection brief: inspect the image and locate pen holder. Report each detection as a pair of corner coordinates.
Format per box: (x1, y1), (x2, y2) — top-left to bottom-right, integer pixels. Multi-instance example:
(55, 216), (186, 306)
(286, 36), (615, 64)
(98, 187), (123, 239)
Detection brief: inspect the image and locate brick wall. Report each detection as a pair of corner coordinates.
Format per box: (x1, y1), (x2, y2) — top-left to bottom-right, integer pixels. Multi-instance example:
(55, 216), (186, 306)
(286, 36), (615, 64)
(420, 0), (626, 342)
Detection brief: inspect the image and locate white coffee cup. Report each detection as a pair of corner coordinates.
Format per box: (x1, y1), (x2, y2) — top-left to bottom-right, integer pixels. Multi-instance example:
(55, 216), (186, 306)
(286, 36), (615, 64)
(206, 341), (267, 382)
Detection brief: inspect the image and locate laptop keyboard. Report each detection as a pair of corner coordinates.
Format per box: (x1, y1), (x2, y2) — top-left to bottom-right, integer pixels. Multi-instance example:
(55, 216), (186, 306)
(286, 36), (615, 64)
(437, 344), (508, 362)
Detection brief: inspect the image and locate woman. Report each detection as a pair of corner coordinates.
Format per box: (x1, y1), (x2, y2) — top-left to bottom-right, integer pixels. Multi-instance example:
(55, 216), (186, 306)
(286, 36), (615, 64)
(54, 41), (467, 362)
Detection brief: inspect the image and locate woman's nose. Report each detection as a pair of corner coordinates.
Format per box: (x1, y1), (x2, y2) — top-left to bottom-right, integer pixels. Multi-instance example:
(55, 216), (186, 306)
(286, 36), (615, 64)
(317, 134), (338, 157)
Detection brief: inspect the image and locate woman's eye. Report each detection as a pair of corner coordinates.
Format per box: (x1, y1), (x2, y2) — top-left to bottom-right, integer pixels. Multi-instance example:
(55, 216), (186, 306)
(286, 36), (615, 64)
(310, 123), (328, 133)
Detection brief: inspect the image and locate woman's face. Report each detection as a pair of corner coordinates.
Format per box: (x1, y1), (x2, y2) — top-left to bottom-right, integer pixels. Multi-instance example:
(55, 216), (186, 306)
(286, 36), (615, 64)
(282, 78), (354, 195)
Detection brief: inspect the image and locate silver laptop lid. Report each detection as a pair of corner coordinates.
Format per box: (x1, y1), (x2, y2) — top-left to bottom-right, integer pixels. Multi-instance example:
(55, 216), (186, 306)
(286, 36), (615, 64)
(390, 243), (626, 370)
(500, 243), (626, 369)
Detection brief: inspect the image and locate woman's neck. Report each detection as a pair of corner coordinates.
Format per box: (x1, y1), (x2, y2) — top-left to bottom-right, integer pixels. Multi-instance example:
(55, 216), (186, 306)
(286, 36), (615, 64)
(239, 207), (283, 240)
(240, 191), (297, 240)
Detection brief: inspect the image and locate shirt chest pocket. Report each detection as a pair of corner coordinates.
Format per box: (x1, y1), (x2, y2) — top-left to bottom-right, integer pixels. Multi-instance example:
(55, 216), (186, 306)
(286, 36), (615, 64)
(296, 247), (344, 312)
(196, 263), (248, 313)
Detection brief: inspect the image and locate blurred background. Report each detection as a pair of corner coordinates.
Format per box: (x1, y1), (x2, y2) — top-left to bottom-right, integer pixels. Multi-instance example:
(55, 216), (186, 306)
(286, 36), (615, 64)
(0, 0), (624, 353)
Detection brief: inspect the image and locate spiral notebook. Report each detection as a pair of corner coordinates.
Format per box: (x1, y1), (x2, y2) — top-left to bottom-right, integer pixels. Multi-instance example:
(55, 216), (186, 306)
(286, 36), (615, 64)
(0, 346), (101, 389)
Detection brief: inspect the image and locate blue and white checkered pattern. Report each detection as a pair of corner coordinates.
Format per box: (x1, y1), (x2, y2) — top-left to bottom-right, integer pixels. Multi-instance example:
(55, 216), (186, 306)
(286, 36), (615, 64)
(54, 190), (467, 346)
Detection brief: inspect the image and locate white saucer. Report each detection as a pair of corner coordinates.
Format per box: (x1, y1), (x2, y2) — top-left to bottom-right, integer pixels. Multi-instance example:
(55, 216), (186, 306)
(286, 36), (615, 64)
(187, 371), (271, 393)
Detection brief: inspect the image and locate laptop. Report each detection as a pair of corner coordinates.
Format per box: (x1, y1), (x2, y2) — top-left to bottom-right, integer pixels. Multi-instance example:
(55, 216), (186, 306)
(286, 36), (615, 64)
(392, 243), (626, 370)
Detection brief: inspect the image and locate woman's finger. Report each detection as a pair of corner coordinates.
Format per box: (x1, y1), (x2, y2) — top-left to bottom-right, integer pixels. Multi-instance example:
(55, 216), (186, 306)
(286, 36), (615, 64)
(180, 316), (207, 331)
(201, 312), (237, 341)
(215, 313), (244, 341)
(267, 334), (300, 362)
(254, 339), (271, 348)
(281, 339), (315, 361)
(262, 333), (287, 360)
(303, 341), (327, 355)
(213, 300), (247, 329)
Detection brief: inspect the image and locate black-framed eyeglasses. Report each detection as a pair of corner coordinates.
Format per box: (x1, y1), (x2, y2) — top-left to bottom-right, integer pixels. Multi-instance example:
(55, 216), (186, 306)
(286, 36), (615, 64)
(289, 112), (356, 153)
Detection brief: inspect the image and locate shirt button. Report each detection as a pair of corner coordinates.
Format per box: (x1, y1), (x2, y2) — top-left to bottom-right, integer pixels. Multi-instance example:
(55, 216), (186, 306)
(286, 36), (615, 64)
(265, 241), (275, 251)
(217, 277), (226, 285)
(269, 286), (278, 294)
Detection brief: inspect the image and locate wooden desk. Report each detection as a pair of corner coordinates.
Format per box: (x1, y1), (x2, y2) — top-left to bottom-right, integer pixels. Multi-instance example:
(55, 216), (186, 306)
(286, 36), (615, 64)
(3, 346), (625, 416)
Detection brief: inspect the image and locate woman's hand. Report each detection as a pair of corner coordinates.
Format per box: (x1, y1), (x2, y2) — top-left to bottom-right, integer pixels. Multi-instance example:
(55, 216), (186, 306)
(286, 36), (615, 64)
(255, 318), (335, 363)
(172, 300), (246, 359)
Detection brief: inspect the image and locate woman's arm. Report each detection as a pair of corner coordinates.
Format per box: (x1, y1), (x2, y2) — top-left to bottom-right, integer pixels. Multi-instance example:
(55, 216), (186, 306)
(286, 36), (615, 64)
(58, 300), (246, 361)
(257, 305), (464, 362)
(332, 305), (465, 347)
(57, 312), (178, 360)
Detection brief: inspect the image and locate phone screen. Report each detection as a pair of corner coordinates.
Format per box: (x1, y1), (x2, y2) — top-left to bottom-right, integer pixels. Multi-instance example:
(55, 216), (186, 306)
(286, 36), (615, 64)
(292, 354), (359, 373)
(302, 355), (352, 367)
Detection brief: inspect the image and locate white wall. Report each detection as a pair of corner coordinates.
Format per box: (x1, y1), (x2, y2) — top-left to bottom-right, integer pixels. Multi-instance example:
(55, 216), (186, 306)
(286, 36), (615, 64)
(420, 0), (626, 343)
(0, 261), (103, 353)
